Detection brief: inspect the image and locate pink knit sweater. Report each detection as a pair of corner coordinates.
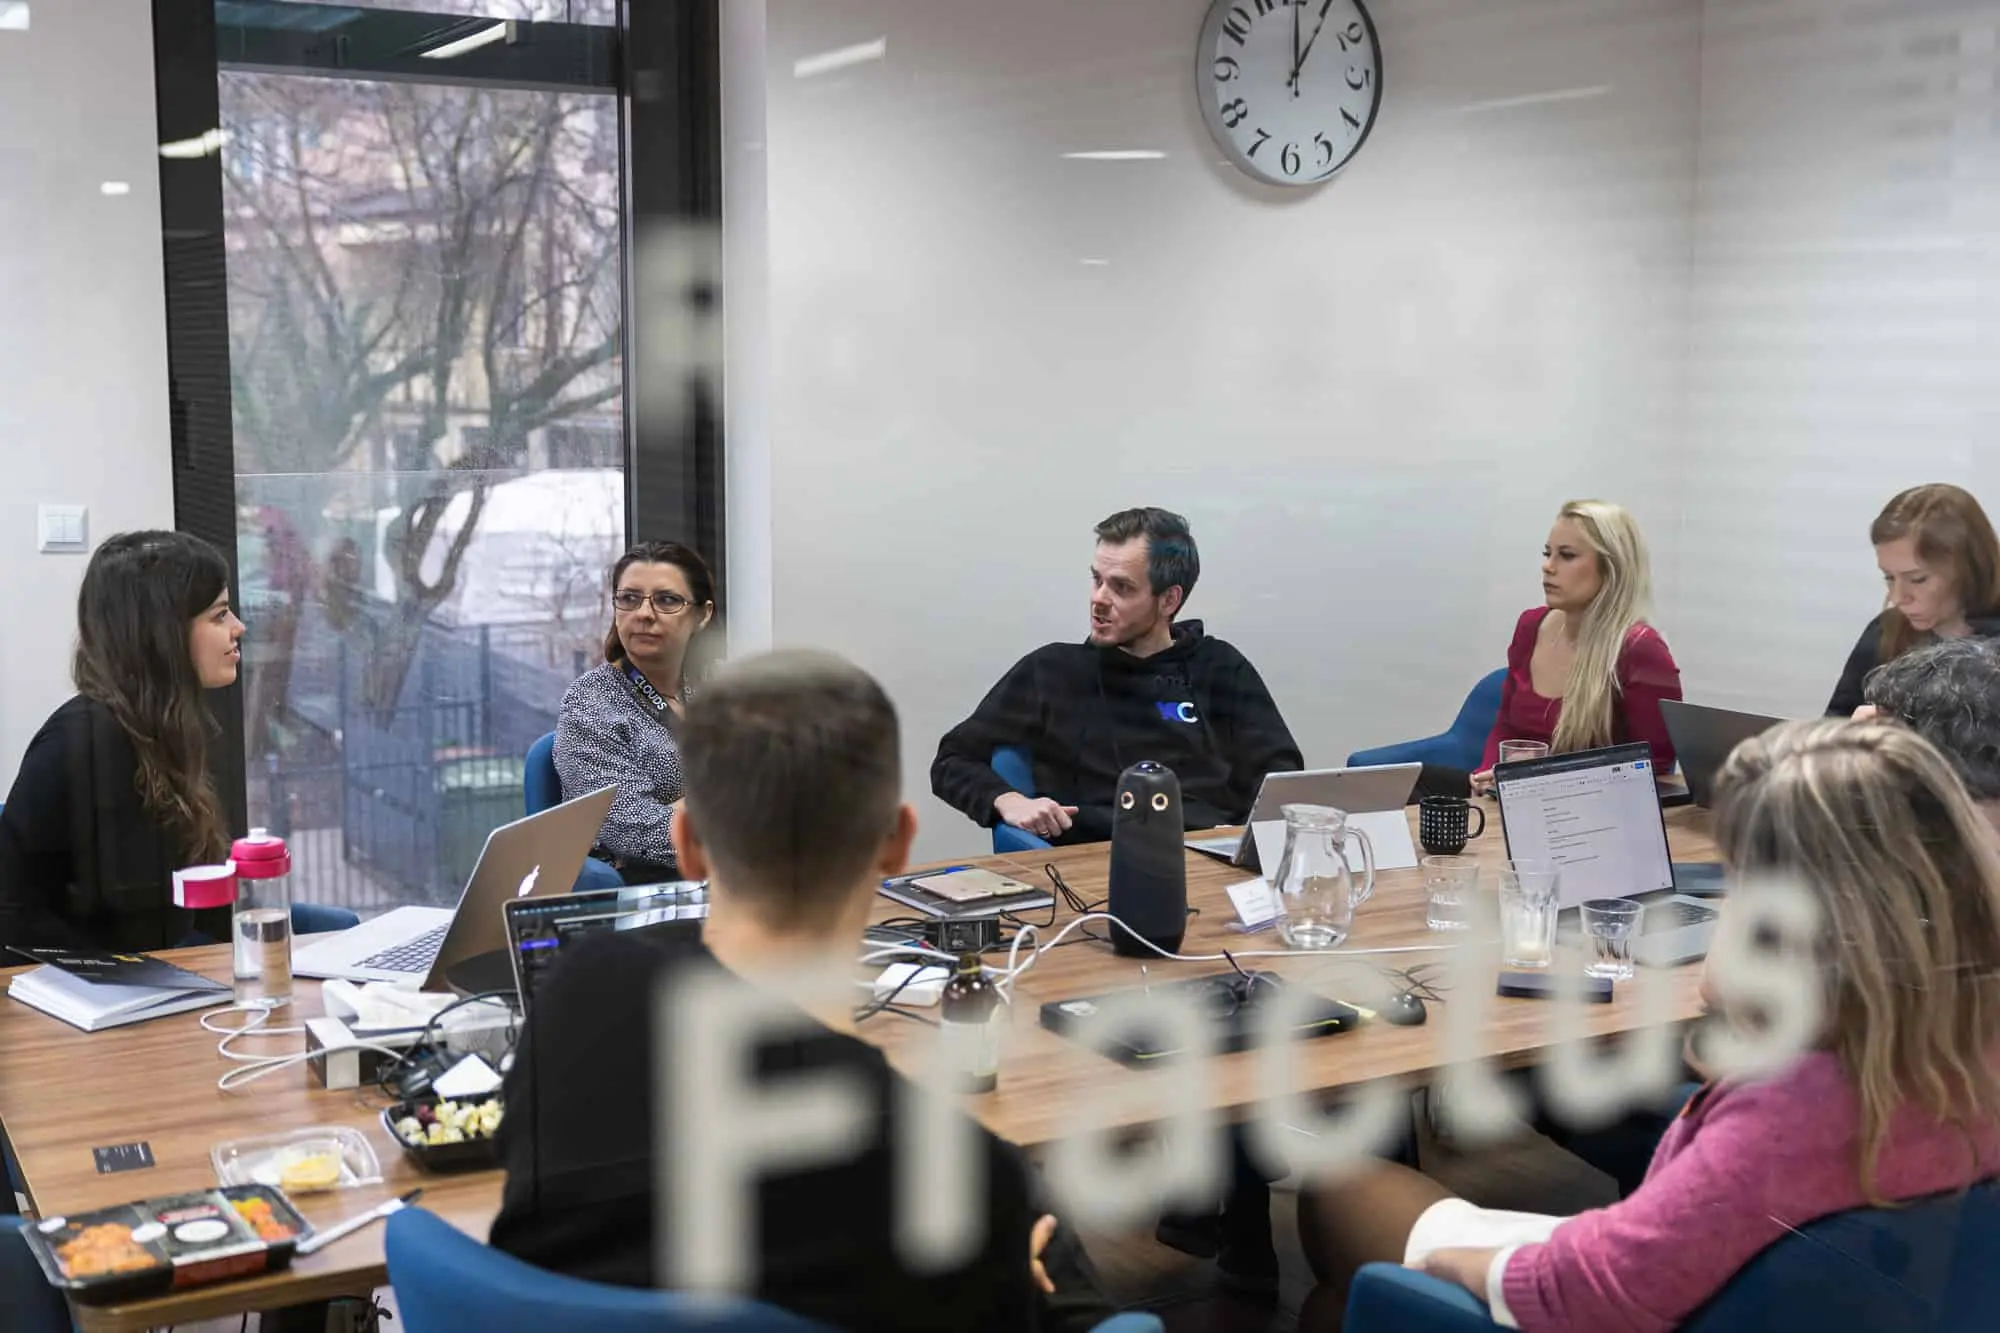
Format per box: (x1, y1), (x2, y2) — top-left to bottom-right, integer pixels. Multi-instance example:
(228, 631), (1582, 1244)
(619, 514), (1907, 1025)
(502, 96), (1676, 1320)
(1501, 1052), (2000, 1332)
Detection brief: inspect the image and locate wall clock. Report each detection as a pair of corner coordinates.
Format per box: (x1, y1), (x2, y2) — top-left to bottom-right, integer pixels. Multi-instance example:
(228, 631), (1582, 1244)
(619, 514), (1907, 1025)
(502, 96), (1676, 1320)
(1197, 0), (1383, 187)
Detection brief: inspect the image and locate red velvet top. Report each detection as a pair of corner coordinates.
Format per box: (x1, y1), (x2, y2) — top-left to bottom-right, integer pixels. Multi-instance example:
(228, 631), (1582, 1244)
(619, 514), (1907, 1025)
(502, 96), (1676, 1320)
(1479, 607), (1683, 773)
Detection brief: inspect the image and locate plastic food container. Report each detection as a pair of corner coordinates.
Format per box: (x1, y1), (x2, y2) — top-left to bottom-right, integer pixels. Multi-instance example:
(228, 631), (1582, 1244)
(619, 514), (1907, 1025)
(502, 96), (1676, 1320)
(22, 1184), (311, 1305)
(211, 1125), (382, 1195)
(382, 1095), (503, 1172)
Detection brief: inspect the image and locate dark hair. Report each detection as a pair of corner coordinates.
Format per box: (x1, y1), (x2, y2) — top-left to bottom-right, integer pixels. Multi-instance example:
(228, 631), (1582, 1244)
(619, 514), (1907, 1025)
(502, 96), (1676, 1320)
(602, 541), (717, 665)
(72, 531), (232, 862)
(1871, 484), (2000, 663)
(677, 651), (901, 927)
(1093, 507), (1200, 609)
(1863, 637), (2000, 802)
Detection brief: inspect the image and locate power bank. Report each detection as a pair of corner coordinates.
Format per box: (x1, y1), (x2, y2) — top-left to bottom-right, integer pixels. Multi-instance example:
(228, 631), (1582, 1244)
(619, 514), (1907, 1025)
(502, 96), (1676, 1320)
(1496, 970), (1614, 1002)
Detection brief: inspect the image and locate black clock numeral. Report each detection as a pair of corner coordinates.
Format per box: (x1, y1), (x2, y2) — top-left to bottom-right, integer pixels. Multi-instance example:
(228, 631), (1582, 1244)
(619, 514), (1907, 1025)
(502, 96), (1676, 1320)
(1221, 4), (1253, 46)
(1314, 131), (1334, 166)
(1214, 54), (1240, 82)
(1281, 142), (1301, 176)
(1341, 106), (1363, 131)
(1336, 19), (1366, 51)
(1253, 0), (1278, 13)
(1220, 98), (1250, 129)
(1346, 64), (1372, 91)
(1247, 127), (1271, 157)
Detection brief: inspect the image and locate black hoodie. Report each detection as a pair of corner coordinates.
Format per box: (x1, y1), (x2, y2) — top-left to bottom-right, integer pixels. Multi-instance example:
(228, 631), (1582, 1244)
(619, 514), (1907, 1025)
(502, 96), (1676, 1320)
(931, 621), (1303, 844)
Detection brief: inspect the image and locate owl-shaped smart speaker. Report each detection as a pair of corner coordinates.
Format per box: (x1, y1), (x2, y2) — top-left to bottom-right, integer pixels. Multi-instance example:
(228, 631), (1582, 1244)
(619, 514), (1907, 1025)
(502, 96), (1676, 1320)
(1106, 760), (1187, 957)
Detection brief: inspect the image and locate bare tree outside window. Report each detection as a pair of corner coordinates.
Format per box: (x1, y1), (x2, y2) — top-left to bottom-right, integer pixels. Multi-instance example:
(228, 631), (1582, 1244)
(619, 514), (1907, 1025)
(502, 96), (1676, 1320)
(221, 68), (625, 909)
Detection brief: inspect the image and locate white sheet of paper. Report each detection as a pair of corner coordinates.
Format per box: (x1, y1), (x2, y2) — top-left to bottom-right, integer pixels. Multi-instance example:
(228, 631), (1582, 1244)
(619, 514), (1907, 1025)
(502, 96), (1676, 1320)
(1251, 809), (1419, 882)
(1225, 878), (1279, 929)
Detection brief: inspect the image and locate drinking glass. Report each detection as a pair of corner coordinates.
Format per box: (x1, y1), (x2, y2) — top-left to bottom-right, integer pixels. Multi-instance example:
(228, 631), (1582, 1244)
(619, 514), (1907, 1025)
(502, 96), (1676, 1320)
(1580, 898), (1645, 981)
(1420, 855), (1479, 932)
(1498, 859), (1560, 968)
(1497, 739), (1551, 768)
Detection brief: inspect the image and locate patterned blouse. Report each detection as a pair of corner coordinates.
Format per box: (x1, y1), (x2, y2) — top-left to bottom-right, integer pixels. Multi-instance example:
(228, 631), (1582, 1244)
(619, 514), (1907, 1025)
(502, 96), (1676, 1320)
(554, 661), (688, 868)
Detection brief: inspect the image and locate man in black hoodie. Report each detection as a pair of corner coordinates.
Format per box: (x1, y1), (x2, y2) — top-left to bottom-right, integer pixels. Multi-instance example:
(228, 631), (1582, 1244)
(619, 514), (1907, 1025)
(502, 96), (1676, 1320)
(932, 506), (1303, 845)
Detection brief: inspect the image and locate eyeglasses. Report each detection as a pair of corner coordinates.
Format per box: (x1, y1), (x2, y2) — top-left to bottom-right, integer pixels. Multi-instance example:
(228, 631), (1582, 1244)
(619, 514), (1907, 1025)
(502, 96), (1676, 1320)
(612, 589), (697, 616)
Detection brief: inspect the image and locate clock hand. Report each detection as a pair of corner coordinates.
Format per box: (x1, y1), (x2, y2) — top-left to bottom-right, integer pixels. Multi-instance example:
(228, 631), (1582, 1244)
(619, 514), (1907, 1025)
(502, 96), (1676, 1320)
(1292, 0), (1302, 97)
(1287, 0), (1337, 89)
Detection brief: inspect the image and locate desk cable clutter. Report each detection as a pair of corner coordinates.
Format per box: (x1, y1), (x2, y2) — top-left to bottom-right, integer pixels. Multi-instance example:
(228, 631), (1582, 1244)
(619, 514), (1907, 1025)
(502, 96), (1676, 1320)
(205, 982), (520, 1093)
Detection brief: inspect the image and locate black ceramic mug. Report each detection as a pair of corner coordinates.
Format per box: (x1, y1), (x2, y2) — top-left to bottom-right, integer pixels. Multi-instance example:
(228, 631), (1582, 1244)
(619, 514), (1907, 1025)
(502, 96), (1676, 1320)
(1418, 794), (1486, 856)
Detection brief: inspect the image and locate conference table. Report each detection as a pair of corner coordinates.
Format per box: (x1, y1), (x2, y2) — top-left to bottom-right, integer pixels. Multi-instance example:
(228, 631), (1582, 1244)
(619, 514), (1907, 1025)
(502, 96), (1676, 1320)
(0, 806), (1717, 1330)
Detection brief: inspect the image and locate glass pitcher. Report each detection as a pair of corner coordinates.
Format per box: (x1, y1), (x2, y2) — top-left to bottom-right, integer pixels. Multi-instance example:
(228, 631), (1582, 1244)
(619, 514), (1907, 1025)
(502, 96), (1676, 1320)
(1272, 804), (1377, 950)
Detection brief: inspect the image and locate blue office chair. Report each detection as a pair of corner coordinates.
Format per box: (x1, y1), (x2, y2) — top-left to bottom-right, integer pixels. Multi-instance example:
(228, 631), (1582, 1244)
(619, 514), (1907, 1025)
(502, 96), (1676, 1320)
(990, 746), (1051, 854)
(1347, 669), (1507, 776)
(0, 1216), (69, 1333)
(386, 1208), (1164, 1333)
(1343, 1179), (2000, 1332)
(526, 732), (625, 893)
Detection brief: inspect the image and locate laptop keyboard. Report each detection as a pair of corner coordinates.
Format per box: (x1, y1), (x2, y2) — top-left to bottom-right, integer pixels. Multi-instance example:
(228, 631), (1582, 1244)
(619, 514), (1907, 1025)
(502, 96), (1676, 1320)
(1645, 900), (1719, 933)
(355, 924), (448, 974)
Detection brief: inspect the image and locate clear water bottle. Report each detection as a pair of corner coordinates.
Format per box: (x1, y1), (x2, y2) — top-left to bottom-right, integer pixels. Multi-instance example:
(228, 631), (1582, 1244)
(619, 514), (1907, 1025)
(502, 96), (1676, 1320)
(231, 830), (293, 1009)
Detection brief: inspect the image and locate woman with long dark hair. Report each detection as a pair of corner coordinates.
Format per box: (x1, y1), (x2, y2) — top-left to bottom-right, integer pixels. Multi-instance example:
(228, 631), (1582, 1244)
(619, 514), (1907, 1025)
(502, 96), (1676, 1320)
(0, 531), (244, 950)
(555, 541), (717, 885)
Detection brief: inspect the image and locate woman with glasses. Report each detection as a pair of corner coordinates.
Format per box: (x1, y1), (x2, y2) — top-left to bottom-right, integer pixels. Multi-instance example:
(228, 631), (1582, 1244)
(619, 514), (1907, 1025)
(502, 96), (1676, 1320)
(555, 542), (717, 885)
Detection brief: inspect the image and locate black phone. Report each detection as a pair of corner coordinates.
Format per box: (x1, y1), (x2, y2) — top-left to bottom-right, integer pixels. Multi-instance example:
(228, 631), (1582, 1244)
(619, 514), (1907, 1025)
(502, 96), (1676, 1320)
(1497, 970), (1614, 1002)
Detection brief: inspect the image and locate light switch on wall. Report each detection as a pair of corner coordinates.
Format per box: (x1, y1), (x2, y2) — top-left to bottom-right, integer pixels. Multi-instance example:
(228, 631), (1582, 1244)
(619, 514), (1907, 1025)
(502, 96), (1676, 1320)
(37, 504), (87, 554)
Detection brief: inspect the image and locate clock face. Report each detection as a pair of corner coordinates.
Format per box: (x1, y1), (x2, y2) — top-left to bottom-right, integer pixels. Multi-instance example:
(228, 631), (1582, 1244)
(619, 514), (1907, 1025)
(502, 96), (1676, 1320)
(1197, 0), (1383, 187)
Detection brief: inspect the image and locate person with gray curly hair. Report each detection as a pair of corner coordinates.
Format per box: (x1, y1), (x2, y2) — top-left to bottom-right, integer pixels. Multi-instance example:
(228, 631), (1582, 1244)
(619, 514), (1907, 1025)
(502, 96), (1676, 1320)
(1861, 636), (2000, 825)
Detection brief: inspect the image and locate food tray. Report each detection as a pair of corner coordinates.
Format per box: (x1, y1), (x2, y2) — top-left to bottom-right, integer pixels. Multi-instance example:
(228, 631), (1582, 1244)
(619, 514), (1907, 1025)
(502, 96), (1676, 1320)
(22, 1184), (310, 1305)
(212, 1125), (382, 1194)
(382, 1095), (503, 1172)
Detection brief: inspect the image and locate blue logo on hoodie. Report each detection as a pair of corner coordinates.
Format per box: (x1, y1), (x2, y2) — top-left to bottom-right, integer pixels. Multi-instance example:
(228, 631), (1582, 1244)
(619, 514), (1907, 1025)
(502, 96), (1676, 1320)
(1156, 701), (1200, 725)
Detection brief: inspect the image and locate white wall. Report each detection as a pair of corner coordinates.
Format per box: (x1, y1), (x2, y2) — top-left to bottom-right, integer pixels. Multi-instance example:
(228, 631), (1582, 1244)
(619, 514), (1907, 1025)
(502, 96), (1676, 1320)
(741, 0), (1704, 858)
(0, 2), (178, 780)
(1673, 0), (2000, 716)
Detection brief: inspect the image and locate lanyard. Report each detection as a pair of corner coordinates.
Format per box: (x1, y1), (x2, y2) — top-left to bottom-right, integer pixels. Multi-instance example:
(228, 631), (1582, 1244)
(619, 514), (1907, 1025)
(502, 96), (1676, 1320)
(620, 663), (683, 728)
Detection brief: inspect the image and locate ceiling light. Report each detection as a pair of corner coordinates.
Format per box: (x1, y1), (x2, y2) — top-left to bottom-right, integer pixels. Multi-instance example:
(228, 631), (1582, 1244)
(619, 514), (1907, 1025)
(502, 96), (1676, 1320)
(793, 38), (886, 79)
(422, 19), (510, 59)
(0, 3), (28, 32)
(1061, 150), (1167, 161)
(1455, 85), (1610, 114)
(100, 181), (131, 197)
(159, 129), (228, 159)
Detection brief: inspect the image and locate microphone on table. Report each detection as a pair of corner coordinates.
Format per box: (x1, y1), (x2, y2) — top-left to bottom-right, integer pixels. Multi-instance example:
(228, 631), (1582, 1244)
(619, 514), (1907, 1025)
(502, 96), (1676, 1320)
(1106, 761), (1187, 958)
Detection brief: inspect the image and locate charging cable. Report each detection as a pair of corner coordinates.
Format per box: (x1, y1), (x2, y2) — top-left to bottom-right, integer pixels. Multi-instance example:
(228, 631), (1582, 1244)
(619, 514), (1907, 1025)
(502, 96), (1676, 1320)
(204, 1003), (415, 1092)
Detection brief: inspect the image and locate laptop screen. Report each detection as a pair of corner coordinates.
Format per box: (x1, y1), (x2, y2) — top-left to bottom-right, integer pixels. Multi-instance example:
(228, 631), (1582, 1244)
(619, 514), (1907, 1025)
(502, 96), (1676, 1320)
(504, 882), (709, 1008)
(1495, 743), (1674, 908)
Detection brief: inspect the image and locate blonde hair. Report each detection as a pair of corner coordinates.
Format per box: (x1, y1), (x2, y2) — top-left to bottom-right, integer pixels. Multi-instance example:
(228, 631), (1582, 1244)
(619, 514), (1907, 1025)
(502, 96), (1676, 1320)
(1549, 500), (1655, 755)
(1713, 718), (2000, 1199)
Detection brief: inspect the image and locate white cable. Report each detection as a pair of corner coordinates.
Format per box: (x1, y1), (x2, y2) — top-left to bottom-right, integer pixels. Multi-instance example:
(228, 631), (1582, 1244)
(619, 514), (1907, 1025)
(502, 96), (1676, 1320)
(203, 1004), (306, 1062)
(218, 1042), (415, 1092)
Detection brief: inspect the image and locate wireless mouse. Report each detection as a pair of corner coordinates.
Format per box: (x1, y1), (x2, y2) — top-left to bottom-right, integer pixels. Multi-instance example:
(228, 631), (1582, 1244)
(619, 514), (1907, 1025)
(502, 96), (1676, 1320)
(1380, 993), (1428, 1027)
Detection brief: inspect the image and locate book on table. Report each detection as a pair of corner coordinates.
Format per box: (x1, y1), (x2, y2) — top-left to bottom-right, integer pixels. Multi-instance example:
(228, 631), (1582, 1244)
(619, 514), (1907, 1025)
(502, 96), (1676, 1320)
(6, 947), (232, 1032)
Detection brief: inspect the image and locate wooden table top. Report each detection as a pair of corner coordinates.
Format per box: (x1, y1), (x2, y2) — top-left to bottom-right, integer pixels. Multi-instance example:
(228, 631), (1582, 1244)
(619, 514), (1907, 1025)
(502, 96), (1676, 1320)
(0, 804), (1716, 1330)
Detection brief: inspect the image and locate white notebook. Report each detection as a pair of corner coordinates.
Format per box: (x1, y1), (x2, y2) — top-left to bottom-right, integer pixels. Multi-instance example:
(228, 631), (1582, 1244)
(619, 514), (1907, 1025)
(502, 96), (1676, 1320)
(8, 964), (230, 1032)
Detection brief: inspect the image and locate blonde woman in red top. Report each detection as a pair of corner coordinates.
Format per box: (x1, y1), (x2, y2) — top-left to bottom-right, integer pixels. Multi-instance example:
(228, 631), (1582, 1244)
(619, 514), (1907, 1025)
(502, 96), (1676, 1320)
(1470, 500), (1683, 795)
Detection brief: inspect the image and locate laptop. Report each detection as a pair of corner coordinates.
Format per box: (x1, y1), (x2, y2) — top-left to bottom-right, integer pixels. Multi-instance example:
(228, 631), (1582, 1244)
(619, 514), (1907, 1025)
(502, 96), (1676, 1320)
(504, 881), (709, 1010)
(1493, 743), (1720, 967)
(293, 784), (617, 989)
(1660, 700), (1785, 807)
(1185, 763), (1423, 873)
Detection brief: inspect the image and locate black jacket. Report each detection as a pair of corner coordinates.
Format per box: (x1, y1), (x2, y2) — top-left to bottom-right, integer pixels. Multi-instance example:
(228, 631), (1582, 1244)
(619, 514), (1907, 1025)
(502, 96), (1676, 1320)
(490, 934), (1062, 1332)
(0, 695), (227, 952)
(1825, 612), (2000, 717)
(930, 621), (1303, 843)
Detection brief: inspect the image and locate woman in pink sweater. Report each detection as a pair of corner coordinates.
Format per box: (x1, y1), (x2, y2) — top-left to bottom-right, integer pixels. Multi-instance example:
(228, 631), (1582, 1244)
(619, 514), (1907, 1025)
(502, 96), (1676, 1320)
(1301, 717), (2000, 1331)
(1471, 500), (1683, 794)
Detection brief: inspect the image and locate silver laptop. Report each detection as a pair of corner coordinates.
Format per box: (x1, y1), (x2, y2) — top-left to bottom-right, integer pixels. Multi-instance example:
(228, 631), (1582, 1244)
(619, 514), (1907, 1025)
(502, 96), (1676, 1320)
(1494, 742), (1718, 967)
(1659, 700), (1785, 807)
(293, 785), (617, 989)
(1185, 763), (1423, 873)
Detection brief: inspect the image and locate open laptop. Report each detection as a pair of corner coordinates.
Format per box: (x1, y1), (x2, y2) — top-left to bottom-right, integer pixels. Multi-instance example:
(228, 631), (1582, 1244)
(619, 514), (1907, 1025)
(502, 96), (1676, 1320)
(1660, 700), (1786, 807)
(293, 784), (617, 989)
(1185, 763), (1423, 873)
(1493, 743), (1719, 967)
(504, 881), (709, 1010)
